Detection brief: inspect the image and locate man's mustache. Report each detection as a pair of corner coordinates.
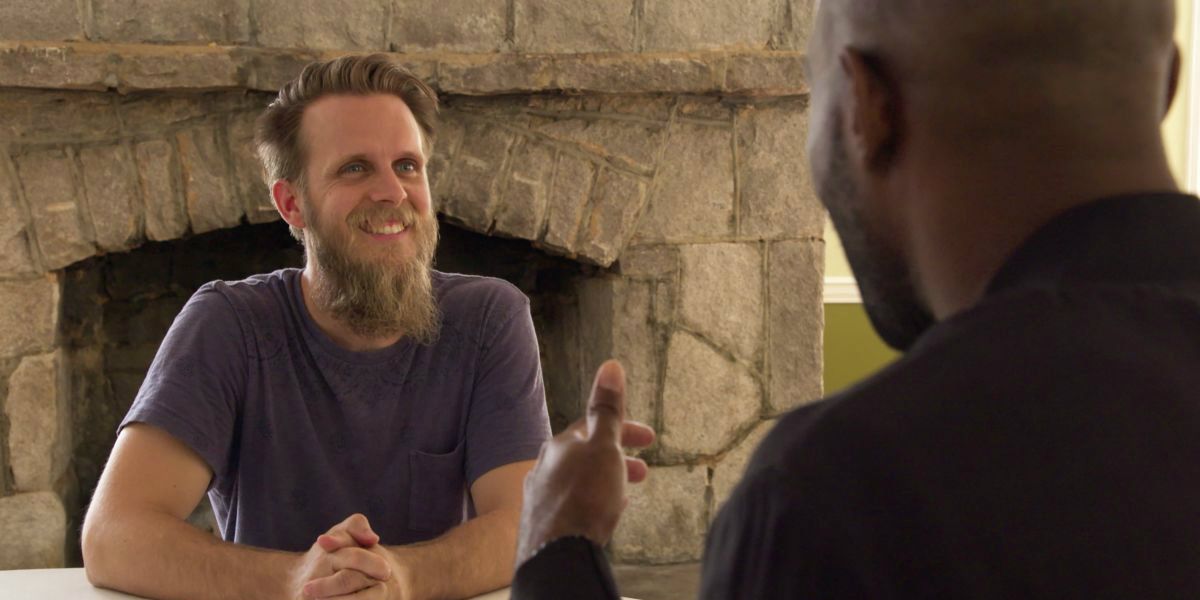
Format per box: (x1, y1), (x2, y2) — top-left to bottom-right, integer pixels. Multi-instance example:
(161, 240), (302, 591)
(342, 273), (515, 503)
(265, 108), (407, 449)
(346, 204), (420, 229)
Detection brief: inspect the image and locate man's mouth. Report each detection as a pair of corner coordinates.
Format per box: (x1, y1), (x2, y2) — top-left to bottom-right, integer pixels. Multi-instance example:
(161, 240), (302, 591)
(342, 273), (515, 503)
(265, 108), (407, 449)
(359, 220), (408, 235)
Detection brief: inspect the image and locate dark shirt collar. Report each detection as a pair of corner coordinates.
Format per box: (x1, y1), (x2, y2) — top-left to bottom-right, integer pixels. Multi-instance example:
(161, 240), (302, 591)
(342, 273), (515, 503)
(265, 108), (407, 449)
(984, 192), (1200, 296)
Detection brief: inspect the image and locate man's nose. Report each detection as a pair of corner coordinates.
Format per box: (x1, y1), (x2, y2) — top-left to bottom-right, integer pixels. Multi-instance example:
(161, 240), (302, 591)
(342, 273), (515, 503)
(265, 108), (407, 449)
(367, 171), (409, 204)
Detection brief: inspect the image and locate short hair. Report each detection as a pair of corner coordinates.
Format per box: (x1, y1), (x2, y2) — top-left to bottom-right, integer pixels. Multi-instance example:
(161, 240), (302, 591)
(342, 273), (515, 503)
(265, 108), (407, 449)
(254, 53), (439, 196)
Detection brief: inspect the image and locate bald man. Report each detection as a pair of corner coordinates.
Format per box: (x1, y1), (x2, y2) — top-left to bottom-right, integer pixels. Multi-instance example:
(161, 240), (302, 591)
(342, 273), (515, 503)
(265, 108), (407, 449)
(511, 1), (1200, 598)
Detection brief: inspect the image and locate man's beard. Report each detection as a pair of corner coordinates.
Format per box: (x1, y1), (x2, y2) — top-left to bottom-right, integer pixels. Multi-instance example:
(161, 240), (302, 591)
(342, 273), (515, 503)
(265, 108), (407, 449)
(303, 200), (441, 345)
(816, 114), (935, 351)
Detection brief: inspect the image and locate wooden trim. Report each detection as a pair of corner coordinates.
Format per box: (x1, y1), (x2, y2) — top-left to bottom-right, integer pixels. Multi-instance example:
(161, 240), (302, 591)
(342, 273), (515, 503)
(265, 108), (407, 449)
(823, 276), (861, 304)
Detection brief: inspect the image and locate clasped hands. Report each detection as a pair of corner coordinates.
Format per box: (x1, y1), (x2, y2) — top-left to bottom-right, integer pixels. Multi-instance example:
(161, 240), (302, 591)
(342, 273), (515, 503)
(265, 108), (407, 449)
(291, 513), (411, 600)
(290, 360), (654, 598)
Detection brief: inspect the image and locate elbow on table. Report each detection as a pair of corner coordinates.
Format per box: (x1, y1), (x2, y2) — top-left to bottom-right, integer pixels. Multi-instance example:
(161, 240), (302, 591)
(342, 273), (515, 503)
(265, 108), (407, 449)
(80, 511), (119, 589)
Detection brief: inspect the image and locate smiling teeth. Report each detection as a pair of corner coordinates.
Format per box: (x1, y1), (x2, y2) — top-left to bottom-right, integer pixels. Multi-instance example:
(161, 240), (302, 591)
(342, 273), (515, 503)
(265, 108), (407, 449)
(365, 223), (407, 235)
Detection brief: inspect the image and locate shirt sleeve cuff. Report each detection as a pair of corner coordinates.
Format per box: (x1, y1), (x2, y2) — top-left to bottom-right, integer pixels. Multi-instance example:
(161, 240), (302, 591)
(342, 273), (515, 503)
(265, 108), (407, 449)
(511, 536), (620, 600)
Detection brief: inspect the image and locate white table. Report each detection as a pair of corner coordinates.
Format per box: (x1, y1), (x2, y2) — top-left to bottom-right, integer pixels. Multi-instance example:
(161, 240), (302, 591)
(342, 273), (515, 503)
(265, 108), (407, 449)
(0, 568), (518, 599)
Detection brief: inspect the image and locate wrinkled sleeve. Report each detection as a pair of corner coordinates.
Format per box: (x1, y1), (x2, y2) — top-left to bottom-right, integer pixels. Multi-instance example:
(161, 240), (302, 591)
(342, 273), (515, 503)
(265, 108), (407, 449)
(511, 536), (620, 600)
(464, 285), (552, 487)
(119, 284), (247, 484)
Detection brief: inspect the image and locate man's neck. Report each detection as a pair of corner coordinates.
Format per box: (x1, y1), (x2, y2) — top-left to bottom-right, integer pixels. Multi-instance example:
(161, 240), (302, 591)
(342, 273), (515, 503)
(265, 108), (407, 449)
(299, 266), (404, 352)
(904, 143), (1179, 321)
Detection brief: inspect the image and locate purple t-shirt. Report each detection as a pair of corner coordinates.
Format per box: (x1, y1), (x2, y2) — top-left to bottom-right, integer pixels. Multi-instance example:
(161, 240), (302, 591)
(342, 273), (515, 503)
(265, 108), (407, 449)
(121, 268), (551, 552)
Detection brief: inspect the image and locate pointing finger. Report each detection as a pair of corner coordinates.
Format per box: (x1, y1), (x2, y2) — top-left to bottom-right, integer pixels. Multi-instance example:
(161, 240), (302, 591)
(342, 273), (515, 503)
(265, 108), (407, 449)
(586, 360), (626, 445)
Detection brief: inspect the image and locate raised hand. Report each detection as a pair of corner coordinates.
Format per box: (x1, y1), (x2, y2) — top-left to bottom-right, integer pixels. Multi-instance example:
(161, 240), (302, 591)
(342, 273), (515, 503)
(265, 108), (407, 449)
(515, 360), (657, 566)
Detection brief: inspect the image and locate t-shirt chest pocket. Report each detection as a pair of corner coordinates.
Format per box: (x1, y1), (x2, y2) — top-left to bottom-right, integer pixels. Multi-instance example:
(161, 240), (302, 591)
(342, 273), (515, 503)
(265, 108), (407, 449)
(408, 442), (467, 534)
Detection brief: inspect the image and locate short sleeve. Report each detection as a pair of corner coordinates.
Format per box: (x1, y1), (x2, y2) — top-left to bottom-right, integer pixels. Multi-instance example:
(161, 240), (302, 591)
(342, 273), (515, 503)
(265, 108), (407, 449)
(463, 289), (552, 487)
(119, 283), (247, 485)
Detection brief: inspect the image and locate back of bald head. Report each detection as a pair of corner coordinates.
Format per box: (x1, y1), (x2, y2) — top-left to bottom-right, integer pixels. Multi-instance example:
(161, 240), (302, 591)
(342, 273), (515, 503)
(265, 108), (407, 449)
(822, 0), (1178, 139)
(833, 1), (1174, 73)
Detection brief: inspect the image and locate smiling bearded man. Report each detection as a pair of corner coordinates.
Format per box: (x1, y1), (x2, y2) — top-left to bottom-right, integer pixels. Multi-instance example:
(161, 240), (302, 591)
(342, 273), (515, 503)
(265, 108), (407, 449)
(82, 54), (552, 600)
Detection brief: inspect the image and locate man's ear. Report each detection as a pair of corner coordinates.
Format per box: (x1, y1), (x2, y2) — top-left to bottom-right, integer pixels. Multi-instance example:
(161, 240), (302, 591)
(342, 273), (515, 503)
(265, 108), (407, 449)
(840, 49), (901, 171)
(1164, 43), (1182, 119)
(271, 179), (306, 230)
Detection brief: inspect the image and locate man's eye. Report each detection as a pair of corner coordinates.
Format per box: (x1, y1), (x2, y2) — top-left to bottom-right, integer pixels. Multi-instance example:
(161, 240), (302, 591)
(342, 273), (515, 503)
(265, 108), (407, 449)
(396, 160), (418, 173)
(342, 163), (366, 174)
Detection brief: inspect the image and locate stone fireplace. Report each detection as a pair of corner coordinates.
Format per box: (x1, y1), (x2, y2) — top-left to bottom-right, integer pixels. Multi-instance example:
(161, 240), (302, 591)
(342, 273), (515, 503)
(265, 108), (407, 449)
(0, 0), (824, 571)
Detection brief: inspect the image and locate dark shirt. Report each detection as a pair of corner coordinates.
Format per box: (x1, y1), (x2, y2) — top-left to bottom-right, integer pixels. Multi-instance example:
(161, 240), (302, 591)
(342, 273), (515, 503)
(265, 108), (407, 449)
(513, 193), (1200, 599)
(122, 269), (551, 551)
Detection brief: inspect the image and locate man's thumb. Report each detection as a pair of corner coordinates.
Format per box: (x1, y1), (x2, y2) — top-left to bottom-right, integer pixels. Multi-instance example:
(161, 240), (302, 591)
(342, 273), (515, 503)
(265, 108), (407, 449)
(587, 360), (626, 444)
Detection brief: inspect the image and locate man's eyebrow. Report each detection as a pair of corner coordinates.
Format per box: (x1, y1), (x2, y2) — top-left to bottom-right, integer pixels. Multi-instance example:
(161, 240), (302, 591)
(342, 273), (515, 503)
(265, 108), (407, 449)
(332, 153), (371, 168)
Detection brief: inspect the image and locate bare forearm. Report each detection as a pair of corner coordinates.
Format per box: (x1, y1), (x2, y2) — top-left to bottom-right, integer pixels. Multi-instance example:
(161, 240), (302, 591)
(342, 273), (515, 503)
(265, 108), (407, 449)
(83, 508), (297, 600)
(390, 509), (521, 600)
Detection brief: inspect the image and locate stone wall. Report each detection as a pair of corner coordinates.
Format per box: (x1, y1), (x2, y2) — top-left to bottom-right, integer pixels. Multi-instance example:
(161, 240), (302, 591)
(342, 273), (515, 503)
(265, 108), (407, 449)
(0, 0), (824, 569)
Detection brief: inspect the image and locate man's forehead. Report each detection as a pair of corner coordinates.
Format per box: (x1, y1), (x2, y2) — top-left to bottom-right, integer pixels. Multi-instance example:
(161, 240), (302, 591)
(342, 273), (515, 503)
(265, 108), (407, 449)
(300, 94), (425, 156)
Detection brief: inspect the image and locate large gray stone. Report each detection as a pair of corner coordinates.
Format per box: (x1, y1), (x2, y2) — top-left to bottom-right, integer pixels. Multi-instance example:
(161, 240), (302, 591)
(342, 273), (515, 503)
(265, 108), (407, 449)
(135, 139), (189, 242)
(0, 0), (83, 41)
(493, 139), (556, 241)
(433, 52), (730, 96)
(177, 127), (241, 234)
(577, 277), (659, 427)
(255, 0), (387, 51)
(641, 0), (775, 51)
(228, 111), (277, 224)
(767, 239), (824, 413)
(118, 94), (217, 138)
(6, 351), (70, 492)
(541, 154), (595, 254)
(618, 244), (679, 280)
(14, 148), (95, 270)
(610, 465), (708, 564)
(117, 51), (243, 92)
(92, 0), (252, 43)
(391, 0), (507, 52)
(726, 53), (810, 95)
(514, 0), (636, 53)
(0, 276), (59, 359)
(711, 418), (775, 511)
(773, 0), (817, 50)
(578, 169), (648, 266)
(678, 243), (764, 361)
(79, 144), (142, 252)
(439, 121), (516, 231)
(610, 281), (660, 428)
(0, 492), (66, 569)
(427, 112), (466, 200)
(0, 155), (39, 276)
(660, 332), (761, 456)
(737, 99), (825, 239)
(0, 45), (109, 92)
(0, 91), (120, 144)
(527, 112), (666, 177)
(634, 122), (734, 243)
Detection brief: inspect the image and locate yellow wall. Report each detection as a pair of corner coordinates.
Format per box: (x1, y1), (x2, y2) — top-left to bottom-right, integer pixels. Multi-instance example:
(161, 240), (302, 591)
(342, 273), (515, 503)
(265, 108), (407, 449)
(1165, 0), (1194, 189)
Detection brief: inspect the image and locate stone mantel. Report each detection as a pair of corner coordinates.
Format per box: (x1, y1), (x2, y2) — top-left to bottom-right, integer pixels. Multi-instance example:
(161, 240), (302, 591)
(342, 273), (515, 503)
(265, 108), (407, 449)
(0, 42), (809, 97)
